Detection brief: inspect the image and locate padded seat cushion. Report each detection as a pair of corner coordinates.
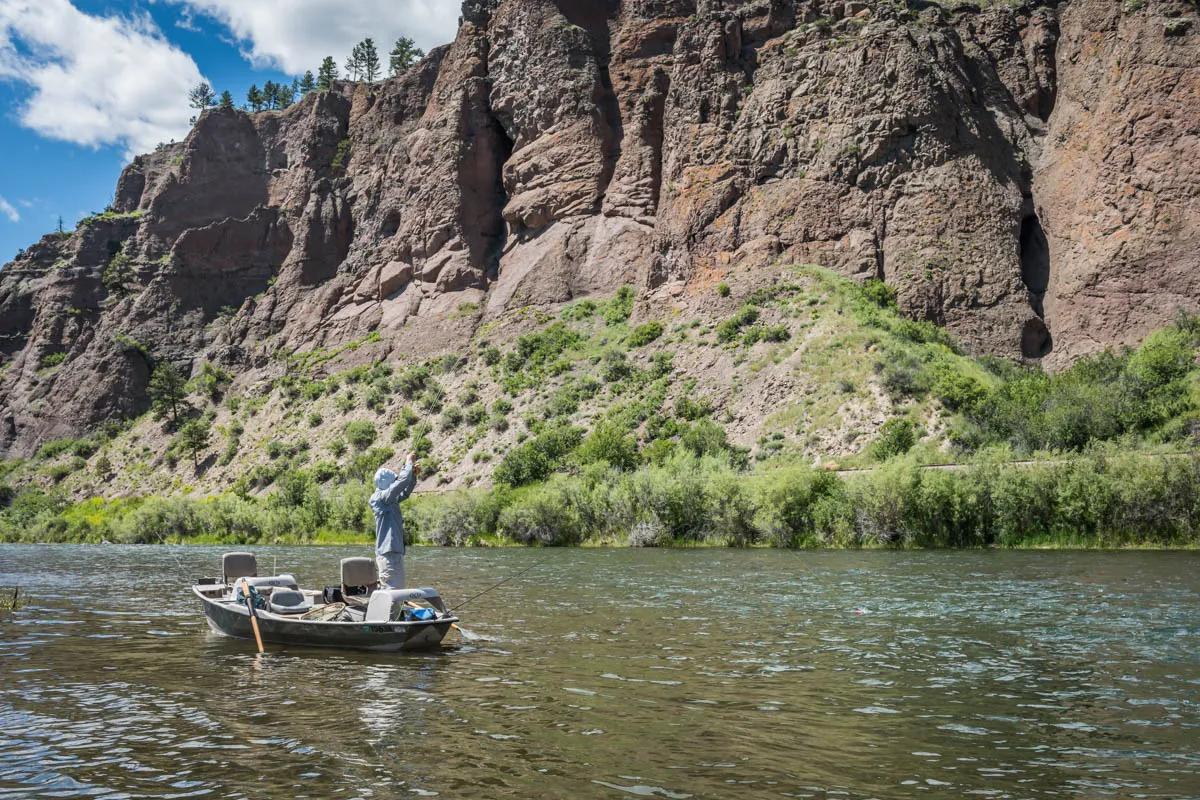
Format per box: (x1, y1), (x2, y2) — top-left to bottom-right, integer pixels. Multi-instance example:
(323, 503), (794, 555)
(222, 552), (257, 581)
(269, 588), (312, 615)
(340, 557), (378, 588)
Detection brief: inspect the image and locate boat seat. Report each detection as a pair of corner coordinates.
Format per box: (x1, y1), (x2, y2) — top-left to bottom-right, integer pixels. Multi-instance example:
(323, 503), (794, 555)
(365, 588), (445, 622)
(233, 574), (299, 602)
(268, 588), (312, 615)
(222, 552), (257, 583)
(340, 557), (379, 601)
(245, 574), (298, 591)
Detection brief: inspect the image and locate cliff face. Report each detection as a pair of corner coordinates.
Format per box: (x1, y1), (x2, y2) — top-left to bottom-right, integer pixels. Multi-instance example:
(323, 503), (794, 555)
(0, 0), (1197, 456)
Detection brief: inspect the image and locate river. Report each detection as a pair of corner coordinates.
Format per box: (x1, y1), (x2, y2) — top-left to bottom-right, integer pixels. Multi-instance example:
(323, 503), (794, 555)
(1, 545), (1198, 798)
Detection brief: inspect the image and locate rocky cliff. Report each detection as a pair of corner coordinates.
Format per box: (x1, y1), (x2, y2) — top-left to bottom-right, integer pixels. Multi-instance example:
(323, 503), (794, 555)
(1, 0), (1197, 459)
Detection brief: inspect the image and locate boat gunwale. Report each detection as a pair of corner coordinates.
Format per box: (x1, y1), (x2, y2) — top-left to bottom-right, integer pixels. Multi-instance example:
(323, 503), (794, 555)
(192, 585), (459, 629)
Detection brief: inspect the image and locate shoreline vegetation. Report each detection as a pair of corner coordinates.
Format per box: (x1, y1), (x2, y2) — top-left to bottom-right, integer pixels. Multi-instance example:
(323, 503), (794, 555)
(4, 267), (1200, 550)
(3, 447), (1200, 549)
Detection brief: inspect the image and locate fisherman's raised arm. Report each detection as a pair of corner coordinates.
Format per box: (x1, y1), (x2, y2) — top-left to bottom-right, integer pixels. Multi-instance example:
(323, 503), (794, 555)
(383, 453), (418, 504)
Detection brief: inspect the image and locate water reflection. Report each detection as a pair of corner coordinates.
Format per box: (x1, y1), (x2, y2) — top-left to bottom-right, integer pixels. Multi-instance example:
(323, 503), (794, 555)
(0, 546), (1198, 798)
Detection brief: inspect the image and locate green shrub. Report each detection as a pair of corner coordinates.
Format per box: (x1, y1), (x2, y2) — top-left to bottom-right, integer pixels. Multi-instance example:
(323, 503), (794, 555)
(495, 425), (583, 486)
(102, 245), (135, 293)
(601, 286), (634, 325)
(753, 465), (846, 547)
(717, 282), (731, 298)
(308, 412), (323, 427)
(417, 384), (445, 413)
(343, 421), (377, 450)
(931, 362), (987, 412)
(679, 419), (733, 460)
(879, 354), (929, 400)
(437, 354), (463, 374)
(561, 299), (597, 322)
(506, 323), (583, 378)
(601, 349), (632, 383)
(311, 460), (340, 483)
(674, 390), (712, 421)
(716, 305), (759, 342)
(497, 480), (584, 545)
(464, 402), (487, 426)
(37, 438), (83, 460)
(744, 324), (789, 345)
(629, 321), (664, 347)
(871, 418), (917, 460)
(39, 352), (66, 370)
(331, 137), (351, 170)
(190, 362), (232, 402)
(347, 447), (394, 481)
(546, 386), (579, 419)
(862, 279), (896, 309)
(411, 422), (433, 458)
(395, 365), (431, 396)
(575, 420), (639, 471)
(365, 387), (386, 410)
(439, 405), (463, 431)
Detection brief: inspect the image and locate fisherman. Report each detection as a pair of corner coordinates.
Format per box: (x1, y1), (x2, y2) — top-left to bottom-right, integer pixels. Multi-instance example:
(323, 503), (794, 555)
(370, 452), (418, 590)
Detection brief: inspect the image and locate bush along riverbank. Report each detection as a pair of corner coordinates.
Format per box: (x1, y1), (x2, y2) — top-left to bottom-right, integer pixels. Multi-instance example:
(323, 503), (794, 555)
(3, 446), (1200, 548)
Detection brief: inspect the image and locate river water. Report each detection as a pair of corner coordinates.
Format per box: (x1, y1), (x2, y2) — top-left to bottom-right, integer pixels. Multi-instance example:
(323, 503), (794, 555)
(1, 545), (1198, 799)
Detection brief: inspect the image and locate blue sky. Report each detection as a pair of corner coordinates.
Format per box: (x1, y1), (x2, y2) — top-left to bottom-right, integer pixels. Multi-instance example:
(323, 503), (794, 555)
(0, 0), (460, 261)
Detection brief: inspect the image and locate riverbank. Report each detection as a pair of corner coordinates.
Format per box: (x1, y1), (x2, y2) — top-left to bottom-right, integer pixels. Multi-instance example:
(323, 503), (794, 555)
(4, 446), (1199, 549)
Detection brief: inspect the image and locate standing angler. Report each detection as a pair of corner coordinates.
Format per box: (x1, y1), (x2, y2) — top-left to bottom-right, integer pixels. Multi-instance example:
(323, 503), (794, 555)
(370, 453), (418, 589)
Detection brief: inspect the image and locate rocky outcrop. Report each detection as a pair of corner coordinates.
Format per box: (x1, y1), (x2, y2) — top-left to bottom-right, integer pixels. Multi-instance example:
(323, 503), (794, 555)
(0, 0), (1197, 455)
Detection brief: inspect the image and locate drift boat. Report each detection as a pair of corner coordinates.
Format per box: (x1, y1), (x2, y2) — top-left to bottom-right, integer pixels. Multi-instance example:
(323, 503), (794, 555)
(193, 552), (458, 652)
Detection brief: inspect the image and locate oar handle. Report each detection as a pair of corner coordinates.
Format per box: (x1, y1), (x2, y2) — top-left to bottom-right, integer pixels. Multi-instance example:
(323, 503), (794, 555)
(239, 578), (265, 654)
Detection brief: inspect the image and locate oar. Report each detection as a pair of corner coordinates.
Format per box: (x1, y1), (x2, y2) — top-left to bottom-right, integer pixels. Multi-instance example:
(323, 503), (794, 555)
(238, 578), (265, 654)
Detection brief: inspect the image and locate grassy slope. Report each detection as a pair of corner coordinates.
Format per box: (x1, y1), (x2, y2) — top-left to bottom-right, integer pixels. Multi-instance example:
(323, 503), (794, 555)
(4, 265), (1200, 548)
(1, 266), (976, 497)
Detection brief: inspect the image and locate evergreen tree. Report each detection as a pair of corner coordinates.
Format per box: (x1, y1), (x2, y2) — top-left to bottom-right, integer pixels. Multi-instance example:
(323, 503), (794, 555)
(389, 36), (425, 75)
(149, 363), (187, 426)
(277, 82), (296, 108)
(218, 90), (234, 109)
(262, 80), (279, 109)
(344, 42), (364, 81)
(316, 57), (337, 90)
(299, 70), (316, 94)
(361, 38), (381, 82)
(176, 418), (211, 470)
(187, 81), (216, 110)
(246, 84), (264, 112)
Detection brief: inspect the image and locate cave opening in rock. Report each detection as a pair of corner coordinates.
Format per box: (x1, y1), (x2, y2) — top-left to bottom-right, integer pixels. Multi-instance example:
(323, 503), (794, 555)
(1021, 317), (1053, 359)
(1018, 211), (1052, 358)
(380, 210), (401, 238)
(1019, 213), (1050, 316)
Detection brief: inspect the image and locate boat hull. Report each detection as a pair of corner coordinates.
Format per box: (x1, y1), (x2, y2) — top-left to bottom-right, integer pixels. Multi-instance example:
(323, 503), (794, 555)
(197, 588), (454, 652)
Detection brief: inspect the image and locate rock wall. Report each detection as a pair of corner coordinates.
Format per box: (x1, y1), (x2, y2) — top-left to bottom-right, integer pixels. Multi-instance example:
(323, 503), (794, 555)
(0, 0), (1197, 454)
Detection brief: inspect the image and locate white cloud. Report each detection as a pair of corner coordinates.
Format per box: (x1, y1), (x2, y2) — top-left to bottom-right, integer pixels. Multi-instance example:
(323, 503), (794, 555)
(0, 196), (18, 222)
(168, 0), (461, 74)
(0, 0), (204, 157)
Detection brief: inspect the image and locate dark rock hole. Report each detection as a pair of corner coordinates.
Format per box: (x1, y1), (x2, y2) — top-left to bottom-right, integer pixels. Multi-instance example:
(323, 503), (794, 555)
(1018, 212), (1052, 358)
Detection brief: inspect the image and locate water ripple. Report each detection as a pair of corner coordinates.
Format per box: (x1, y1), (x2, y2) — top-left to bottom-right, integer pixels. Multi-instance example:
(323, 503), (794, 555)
(1, 545), (1198, 798)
